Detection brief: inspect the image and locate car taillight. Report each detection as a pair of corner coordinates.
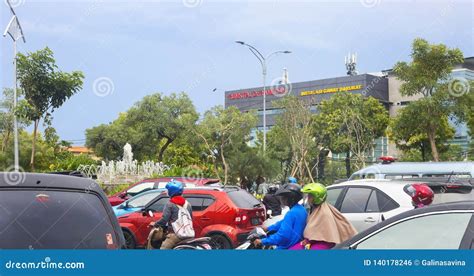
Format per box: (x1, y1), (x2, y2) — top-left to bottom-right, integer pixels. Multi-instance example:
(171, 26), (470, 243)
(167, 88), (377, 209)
(235, 211), (249, 225)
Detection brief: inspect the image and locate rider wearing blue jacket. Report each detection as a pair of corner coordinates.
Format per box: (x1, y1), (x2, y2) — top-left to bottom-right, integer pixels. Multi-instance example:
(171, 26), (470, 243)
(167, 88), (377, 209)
(254, 184), (307, 249)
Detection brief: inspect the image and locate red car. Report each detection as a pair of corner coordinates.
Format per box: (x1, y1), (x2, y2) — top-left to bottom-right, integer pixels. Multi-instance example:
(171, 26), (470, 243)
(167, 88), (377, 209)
(118, 186), (266, 249)
(108, 177), (220, 206)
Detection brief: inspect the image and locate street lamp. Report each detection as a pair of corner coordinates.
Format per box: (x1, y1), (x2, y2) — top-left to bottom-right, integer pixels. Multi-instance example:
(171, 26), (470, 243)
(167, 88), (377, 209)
(3, 0), (26, 172)
(235, 41), (291, 152)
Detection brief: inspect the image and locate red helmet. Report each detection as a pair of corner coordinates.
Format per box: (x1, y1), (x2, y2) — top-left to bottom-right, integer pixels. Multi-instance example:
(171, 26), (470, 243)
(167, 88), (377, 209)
(403, 183), (434, 208)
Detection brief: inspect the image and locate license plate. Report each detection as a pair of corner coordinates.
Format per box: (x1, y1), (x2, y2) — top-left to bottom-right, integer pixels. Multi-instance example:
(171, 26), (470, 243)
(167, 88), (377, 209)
(251, 217), (260, 225)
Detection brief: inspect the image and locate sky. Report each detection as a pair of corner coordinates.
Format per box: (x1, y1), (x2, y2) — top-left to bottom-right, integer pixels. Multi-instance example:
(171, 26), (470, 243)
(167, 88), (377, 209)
(1, 0), (473, 145)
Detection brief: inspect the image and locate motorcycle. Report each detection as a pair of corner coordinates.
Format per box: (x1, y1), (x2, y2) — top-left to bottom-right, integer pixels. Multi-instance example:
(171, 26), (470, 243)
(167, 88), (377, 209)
(146, 216), (213, 250)
(235, 227), (275, 250)
(147, 229), (213, 250)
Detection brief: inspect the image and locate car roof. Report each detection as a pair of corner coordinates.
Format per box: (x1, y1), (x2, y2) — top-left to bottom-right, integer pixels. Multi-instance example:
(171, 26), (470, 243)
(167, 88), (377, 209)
(330, 179), (410, 187)
(350, 162), (474, 179)
(137, 177), (220, 186)
(335, 200), (474, 249)
(142, 185), (241, 196)
(0, 172), (101, 193)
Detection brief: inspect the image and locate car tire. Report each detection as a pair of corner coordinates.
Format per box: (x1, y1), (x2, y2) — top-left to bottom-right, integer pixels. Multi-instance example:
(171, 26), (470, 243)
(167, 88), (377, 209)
(208, 233), (232, 249)
(122, 229), (136, 249)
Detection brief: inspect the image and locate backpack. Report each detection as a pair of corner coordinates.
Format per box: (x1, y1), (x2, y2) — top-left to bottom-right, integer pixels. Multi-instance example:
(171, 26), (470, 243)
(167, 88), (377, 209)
(171, 202), (195, 239)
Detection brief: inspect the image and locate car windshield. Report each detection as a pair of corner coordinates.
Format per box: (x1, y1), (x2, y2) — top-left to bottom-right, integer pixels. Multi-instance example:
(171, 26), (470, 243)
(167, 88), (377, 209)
(227, 188), (261, 209)
(127, 182), (155, 196)
(0, 190), (119, 249)
(127, 191), (161, 208)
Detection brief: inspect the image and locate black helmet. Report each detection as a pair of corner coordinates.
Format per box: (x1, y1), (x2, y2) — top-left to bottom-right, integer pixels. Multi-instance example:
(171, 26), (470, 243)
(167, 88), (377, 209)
(268, 185), (278, 194)
(275, 184), (303, 207)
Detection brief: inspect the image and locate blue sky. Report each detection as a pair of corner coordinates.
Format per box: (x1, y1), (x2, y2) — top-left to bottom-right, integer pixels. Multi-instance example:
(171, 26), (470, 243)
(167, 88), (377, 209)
(1, 0), (472, 144)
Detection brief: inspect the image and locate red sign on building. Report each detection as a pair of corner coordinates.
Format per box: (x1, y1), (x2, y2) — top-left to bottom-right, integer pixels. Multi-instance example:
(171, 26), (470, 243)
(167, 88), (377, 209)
(227, 87), (286, 100)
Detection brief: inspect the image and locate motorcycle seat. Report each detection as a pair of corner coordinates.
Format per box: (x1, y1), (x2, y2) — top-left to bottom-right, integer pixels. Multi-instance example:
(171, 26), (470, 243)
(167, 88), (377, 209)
(176, 237), (211, 246)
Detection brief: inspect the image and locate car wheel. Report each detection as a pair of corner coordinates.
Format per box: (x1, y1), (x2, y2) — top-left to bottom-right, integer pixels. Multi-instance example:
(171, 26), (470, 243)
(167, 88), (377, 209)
(122, 229), (136, 249)
(208, 233), (232, 249)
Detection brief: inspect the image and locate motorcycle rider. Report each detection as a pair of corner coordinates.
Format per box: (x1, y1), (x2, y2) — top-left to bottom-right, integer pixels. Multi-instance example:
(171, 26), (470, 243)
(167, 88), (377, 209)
(253, 184), (307, 249)
(403, 183), (434, 208)
(262, 185), (282, 216)
(288, 176), (298, 185)
(290, 183), (357, 250)
(149, 180), (194, 249)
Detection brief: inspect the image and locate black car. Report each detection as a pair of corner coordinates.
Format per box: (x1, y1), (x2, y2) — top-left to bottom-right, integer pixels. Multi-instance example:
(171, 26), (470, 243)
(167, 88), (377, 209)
(335, 201), (474, 250)
(0, 173), (125, 249)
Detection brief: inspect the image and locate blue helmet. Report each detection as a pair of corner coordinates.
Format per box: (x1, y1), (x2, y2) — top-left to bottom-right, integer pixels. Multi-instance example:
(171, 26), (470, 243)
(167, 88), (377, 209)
(165, 180), (184, 197)
(288, 177), (297, 184)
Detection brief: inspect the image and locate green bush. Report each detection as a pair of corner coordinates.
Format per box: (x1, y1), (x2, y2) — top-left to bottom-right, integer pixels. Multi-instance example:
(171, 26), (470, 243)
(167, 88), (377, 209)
(99, 183), (130, 196)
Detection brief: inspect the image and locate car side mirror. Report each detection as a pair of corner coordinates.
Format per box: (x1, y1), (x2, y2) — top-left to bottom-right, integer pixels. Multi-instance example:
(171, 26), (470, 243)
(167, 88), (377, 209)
(142, 209), (154, 217)
(119, 192), (128, 199)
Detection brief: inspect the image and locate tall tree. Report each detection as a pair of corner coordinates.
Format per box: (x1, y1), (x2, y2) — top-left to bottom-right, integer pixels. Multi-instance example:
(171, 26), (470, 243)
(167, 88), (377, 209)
(271, 96), (317, 182)
(1, 88), (16, 152)
(16, 47), (84, 170)
(452, 80), (474, 135)
(85, 113), (141, 161)
(126, 92), (198, 162)
(314, 93), (389, 174)
(194, 106), (256, 185)
(392, 38), (463, 160)
(0, 88), (29, 153)
(388, 94), (455, 161)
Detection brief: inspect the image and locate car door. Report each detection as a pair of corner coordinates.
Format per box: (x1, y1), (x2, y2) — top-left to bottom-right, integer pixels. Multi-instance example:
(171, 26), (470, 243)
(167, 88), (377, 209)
(184, 194), (215, 237)
(350, 212), (473, 249)
(133, 196), (169, 245)
(339, 187), (382, 232)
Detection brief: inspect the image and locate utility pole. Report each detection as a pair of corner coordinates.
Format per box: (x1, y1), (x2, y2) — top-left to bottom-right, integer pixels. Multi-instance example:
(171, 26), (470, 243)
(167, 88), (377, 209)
(3, 0), (26, 172)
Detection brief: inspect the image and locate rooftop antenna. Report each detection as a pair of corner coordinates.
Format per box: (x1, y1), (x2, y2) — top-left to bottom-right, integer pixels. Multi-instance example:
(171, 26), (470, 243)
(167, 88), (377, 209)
(345, 52), (358, 76)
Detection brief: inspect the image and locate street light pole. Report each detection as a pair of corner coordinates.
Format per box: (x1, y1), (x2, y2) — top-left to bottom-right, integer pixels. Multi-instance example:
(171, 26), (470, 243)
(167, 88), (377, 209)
(13, 39), (19, 172)
(261, 60), (267, 152)
(3, 0), (26, 172)
(235, 41), (291, 153)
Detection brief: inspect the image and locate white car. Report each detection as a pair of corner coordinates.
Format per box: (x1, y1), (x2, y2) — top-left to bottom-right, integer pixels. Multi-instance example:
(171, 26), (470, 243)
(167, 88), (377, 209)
(349, 161), (474, 180)
(262, 206), (289, 228)
(327, 179), (473, 232)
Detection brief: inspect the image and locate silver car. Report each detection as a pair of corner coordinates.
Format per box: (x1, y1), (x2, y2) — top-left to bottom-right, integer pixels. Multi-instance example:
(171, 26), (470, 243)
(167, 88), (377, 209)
(327, 179), (473, 232)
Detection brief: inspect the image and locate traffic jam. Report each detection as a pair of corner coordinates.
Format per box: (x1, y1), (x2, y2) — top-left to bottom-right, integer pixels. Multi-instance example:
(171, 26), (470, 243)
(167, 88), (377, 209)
(1, 158), (473, 250)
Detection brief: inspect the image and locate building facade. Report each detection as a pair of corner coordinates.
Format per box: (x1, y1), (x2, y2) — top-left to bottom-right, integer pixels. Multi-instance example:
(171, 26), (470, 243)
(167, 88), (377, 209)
(225, 57), (473, 160)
